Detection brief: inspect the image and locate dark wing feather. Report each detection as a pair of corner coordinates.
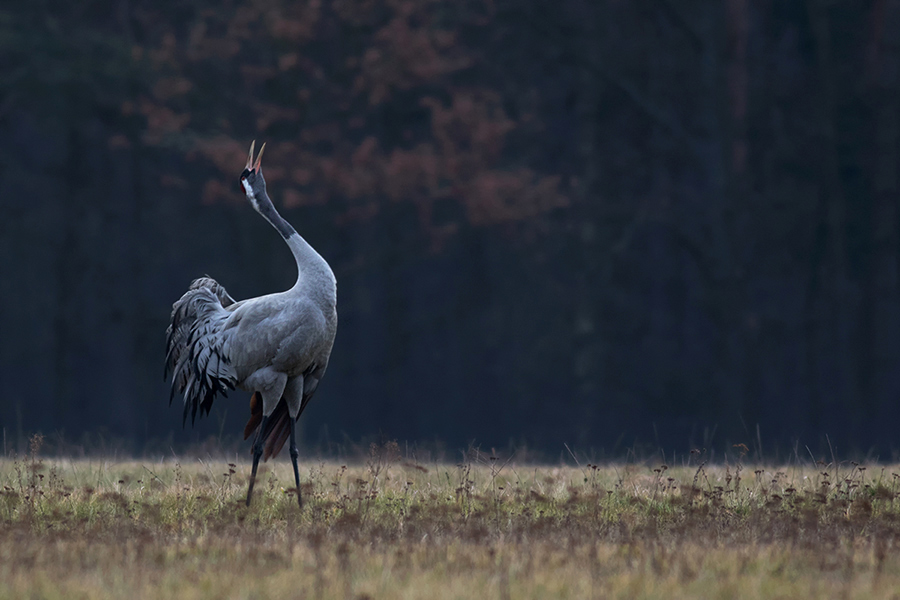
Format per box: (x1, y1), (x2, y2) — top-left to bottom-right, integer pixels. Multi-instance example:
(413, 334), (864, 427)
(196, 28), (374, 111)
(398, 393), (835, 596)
(262, 404), (292, 461)
(243, 392), (263, 440)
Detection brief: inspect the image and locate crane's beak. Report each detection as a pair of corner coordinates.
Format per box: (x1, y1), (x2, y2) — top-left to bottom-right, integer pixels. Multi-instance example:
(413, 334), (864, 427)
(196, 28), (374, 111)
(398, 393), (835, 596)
(245, 140), (266, 174)
(254, 142), (265, 173)
(245, 140), (255, 171)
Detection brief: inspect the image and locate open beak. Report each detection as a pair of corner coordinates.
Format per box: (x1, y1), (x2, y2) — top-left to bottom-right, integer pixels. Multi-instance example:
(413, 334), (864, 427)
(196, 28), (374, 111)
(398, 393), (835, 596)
(245, 140), (266, 174)
(245, 140), (255, 171)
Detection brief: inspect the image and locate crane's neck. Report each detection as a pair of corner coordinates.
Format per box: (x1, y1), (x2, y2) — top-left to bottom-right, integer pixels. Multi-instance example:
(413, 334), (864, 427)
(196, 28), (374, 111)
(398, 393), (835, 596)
(254, 191), (337, 309)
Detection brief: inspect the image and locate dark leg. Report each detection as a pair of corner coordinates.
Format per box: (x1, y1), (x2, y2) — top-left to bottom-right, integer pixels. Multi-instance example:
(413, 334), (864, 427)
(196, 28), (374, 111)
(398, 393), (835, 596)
(289, 417), (303, 508)
(246, 415), (270, 506)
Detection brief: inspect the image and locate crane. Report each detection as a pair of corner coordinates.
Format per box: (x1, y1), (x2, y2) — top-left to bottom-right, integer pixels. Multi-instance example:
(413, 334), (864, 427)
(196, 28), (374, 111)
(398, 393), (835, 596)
(165, 141), (337, 508)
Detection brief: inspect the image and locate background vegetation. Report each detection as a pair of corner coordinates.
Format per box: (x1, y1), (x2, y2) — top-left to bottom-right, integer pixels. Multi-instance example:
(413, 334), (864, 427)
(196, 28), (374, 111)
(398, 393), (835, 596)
(1, 1), (900, 456)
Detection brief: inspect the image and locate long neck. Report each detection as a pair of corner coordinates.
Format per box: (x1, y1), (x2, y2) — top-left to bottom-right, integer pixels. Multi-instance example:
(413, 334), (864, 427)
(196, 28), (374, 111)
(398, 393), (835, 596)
(255, 191), (336, 306)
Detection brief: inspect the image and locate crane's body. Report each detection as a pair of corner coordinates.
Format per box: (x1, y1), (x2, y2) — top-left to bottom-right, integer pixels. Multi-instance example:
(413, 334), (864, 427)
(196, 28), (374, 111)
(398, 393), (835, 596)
(165, 141), (336, 507)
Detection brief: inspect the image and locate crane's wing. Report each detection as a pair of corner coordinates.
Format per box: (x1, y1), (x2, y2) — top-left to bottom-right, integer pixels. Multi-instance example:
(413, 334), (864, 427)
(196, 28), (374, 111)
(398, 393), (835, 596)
(165, 278), (239, 425)
(190, 276), (236, 307)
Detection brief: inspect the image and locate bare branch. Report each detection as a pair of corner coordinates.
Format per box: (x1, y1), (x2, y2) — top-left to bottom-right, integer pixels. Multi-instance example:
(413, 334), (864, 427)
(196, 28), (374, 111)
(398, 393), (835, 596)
(585, 61), (705, 162)
(650, 0), (705, 54)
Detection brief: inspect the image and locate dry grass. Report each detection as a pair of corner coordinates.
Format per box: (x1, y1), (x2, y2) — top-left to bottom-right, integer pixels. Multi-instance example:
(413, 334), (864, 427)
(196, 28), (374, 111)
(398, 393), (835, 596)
(3, 440), (900, 599)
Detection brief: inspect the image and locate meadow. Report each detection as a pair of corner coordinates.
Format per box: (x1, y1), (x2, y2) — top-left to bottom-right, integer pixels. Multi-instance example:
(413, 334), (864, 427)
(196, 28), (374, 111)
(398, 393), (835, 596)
(2, 438), (900, 599)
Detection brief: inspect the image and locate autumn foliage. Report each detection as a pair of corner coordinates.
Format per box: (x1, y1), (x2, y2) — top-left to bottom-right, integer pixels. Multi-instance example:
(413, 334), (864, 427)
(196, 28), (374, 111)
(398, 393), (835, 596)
(130, 0), (566, 236)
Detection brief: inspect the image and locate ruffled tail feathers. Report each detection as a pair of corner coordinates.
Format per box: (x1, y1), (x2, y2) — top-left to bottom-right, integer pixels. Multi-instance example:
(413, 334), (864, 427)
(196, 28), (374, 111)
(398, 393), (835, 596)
(165, 284), (236, 426)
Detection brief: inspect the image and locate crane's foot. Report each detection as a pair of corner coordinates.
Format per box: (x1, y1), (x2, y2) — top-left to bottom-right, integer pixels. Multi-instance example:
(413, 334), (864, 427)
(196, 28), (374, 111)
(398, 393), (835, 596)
(289, 417), (303, 509)
(246, 415), (270, 507)
(289, 447), (302, 508)
(246, 446), (263, 506)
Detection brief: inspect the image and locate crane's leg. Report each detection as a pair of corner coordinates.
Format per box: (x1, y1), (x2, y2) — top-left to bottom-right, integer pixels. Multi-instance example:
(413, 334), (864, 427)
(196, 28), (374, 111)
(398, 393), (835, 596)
(246, 415), (270, 506)
(289, 417), (302, 508)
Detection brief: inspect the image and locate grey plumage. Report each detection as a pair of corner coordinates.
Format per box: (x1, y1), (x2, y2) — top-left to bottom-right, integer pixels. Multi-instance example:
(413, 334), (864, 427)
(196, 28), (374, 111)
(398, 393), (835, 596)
(165, 141), (337, 507)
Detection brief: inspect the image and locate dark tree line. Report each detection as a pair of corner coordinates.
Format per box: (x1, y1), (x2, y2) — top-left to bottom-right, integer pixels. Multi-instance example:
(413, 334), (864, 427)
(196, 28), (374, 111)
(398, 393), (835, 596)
(1, 0), (899, 457)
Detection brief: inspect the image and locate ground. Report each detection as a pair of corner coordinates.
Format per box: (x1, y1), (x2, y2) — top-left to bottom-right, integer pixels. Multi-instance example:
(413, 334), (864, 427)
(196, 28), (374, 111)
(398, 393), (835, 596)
(2, 441), (900, 599)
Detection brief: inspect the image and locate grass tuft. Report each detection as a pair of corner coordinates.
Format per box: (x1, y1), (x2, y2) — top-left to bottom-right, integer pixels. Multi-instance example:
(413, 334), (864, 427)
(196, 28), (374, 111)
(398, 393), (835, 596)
(3, 443), (900, 598)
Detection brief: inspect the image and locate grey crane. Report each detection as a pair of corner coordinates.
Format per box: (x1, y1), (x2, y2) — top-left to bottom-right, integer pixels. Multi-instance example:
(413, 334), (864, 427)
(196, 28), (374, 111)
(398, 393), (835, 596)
(165, 141), (337, 508)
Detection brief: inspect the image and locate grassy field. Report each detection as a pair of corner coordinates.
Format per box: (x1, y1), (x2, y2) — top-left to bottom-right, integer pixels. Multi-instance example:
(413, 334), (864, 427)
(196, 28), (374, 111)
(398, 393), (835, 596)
(3, 440), (900, 599)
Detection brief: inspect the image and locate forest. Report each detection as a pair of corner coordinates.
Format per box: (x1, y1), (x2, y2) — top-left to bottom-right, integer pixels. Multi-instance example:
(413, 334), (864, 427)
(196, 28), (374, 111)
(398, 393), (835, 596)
(1, 0), (899, 458)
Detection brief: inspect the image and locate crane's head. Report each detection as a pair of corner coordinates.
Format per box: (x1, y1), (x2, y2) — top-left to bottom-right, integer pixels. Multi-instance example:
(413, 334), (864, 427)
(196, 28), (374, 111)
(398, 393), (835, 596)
(240, 140), (267, 209)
